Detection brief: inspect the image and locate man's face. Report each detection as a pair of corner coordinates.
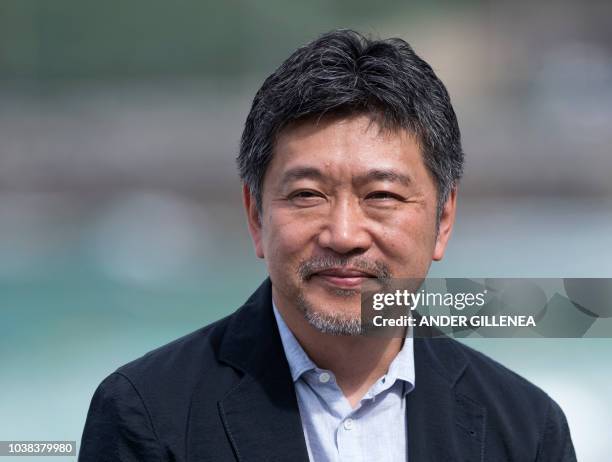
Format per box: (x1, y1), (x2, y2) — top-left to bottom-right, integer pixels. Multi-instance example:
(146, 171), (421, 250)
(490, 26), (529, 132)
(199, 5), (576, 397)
(244, 113), (456, 334)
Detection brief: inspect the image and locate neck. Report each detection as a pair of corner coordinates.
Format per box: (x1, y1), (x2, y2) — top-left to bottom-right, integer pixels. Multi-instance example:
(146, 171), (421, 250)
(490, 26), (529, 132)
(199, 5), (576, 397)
(274, 290), (405, 407)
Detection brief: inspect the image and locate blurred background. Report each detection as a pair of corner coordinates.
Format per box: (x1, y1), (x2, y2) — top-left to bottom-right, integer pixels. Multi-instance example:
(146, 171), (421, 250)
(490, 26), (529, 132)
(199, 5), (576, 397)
(1, 0), (611, 460)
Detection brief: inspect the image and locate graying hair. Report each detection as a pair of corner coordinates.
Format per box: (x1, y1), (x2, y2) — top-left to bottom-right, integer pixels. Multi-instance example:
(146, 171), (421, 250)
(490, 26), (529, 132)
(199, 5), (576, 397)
(237, 29), (464, 222)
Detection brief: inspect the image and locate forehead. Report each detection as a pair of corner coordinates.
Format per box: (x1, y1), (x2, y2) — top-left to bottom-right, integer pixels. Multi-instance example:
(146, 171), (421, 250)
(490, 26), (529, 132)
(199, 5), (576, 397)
(269, 113), (424, 177)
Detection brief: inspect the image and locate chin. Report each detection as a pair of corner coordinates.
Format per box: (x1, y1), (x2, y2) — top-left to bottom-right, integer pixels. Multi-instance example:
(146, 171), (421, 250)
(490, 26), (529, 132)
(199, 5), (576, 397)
(298, 290), (361, 318)
(299, 301), (363, 336)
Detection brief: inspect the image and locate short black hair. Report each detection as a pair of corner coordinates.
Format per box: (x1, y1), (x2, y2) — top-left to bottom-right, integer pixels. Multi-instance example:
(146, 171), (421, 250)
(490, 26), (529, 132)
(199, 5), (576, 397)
(237, 29), (464, 220)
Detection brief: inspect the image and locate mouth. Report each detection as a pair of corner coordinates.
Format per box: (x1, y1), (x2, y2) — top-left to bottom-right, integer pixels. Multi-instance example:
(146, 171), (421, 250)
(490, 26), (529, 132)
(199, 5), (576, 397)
(311, 268), (375, 289)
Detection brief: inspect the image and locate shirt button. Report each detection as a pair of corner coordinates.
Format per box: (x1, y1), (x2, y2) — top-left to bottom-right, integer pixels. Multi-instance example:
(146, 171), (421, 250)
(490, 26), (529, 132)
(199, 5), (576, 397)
(343, 418), (354, 430)
(318, 372), (331, 383)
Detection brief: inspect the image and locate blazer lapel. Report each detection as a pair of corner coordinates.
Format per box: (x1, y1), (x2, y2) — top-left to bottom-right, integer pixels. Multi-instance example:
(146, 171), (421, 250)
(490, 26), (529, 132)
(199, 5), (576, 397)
(407, 337), (486, 462)
(216, 279), (310, 462)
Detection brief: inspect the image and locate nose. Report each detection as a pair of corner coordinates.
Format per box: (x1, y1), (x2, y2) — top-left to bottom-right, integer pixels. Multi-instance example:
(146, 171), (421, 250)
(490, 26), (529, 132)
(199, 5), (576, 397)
(317, 197), (373, 254)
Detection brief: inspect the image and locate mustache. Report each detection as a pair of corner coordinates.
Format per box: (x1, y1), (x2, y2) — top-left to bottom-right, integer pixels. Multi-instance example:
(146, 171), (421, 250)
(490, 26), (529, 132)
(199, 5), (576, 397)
(297, 256), (392, 281)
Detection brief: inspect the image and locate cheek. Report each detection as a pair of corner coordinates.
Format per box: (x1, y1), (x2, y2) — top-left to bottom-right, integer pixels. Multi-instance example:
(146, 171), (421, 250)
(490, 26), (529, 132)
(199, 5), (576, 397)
(263, 213), (316, 263)
(375, 211), (438, 264)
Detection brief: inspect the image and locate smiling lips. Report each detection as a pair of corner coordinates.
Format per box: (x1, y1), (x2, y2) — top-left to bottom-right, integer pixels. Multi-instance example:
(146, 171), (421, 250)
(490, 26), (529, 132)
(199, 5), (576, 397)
(313, 268), (374, 289)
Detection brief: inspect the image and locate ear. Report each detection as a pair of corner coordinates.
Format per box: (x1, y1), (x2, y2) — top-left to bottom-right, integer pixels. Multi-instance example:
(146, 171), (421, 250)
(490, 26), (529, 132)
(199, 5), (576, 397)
(433, 187), (457, 261)
(243, 184), (265, 259)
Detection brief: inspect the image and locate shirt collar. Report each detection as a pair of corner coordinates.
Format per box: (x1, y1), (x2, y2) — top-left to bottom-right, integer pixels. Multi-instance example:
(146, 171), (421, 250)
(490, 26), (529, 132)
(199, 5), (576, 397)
(272, 302), (317, 381)
(272, 300), (415, 394)
(381, 328), (415, 396)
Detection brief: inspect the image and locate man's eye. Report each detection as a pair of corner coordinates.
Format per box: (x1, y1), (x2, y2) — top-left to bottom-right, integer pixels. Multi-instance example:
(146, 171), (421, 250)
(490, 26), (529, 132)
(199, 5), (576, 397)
(292, 191), (319, 198)
(289, 190), (325, 204)
(366, 191), (402, 201)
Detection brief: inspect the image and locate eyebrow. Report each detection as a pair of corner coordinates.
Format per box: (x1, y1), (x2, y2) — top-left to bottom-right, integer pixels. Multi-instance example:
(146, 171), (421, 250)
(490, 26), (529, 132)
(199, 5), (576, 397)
(355, 169), (413, 187)
(279, 167), (326, 188)
(279, 167), (413, 188)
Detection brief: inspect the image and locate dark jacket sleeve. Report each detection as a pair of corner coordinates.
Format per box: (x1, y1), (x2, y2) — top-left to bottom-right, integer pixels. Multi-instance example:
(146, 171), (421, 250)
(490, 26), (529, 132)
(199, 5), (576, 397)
(536, 397), (577, 462)
(79, 372), (166, 462)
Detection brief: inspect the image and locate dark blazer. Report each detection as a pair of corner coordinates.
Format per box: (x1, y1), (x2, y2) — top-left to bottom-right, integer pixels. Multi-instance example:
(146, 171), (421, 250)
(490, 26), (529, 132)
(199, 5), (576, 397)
(79, 279), (576, 461)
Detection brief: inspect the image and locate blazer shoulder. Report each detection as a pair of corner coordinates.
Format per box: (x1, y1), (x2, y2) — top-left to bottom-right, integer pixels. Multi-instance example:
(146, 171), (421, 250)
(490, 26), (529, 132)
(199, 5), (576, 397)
(116, 312), (234, 385)
(458, 342), (570, 426)
(456, 340), (550, 398)
(81, 309), (250, 461)
(113, 278), (271, 385)
(453, 341), (576, 460)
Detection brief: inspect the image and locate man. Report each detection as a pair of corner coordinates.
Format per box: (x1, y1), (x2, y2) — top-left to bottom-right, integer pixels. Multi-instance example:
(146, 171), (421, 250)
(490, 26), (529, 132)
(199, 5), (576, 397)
(79, 30), (576, 461)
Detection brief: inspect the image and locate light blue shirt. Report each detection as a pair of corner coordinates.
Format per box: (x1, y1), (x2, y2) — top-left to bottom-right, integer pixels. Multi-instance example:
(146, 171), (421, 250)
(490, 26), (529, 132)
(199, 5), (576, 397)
(272, 303), (415, 462)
